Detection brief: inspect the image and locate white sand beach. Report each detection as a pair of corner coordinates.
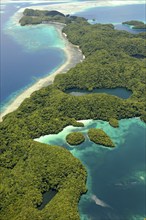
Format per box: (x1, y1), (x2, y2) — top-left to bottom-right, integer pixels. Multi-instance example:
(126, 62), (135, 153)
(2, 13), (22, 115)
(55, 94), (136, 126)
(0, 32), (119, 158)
(0, 22), (83, 121)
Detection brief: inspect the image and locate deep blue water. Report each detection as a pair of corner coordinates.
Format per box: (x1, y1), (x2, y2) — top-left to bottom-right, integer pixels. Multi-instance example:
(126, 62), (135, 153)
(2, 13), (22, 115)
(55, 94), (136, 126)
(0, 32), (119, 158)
(75, 4), (145, 23)
(1, 30), (65, 108)
(75, 4), (146, 33)
(0, 3), (66, 111)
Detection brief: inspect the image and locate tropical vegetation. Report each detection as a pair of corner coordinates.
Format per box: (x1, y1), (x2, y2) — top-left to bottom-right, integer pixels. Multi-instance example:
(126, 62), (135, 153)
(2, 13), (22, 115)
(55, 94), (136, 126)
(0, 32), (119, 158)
(88, 128), (115, 147)
(122, 20), (146, 30)
(19, 9), (86, 26)
(109, 118), (119, 128)
(66, 132), (85, 145)
(1, 9), (146, 220)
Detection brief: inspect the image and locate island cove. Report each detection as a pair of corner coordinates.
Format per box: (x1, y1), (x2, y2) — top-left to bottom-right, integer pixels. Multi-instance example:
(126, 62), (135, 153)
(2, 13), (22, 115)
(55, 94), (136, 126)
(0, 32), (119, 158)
(0, 8), (146, 220)
(0, 21), (84, 121)
(36, 118), (146, 220)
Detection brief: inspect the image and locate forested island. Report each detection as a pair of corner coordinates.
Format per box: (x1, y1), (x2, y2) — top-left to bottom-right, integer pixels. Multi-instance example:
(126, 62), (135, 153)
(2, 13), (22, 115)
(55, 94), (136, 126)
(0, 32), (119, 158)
(122, 20), (146, 29)
(66, 132), (85, 145)
(88, 128), (115, 147)
(109, 118), (119, 128)
(1, 8), (146, 220)
(19, 8), (86, 25)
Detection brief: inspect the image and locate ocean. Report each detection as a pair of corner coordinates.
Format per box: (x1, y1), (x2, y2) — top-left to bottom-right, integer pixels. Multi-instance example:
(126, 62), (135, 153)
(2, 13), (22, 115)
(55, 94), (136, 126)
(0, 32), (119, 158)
(0, 2), (66, 111)
(74, 4), (146, 33)
(0, 2), (145, 111)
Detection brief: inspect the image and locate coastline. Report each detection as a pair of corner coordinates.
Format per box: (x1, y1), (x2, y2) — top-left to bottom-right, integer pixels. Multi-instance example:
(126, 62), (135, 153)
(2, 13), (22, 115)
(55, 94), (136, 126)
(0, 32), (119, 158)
(0, 22), (84, 122)
(1, 1), (144, 122)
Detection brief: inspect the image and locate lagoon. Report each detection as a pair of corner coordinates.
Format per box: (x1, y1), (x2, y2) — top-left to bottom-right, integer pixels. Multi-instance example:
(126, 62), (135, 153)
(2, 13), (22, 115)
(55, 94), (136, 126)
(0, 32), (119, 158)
(0, 3), (66, 112)
(65, 88), (132, 99)
(36, 118), (146, 220)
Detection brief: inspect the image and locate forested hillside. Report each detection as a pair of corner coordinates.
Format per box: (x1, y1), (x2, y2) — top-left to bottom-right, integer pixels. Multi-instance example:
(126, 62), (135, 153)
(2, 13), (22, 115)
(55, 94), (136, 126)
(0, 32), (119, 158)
(0, 11), (146, 220)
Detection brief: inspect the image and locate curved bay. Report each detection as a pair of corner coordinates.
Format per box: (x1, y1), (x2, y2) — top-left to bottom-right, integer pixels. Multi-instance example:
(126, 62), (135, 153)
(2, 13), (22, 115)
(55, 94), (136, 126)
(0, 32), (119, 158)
(36, 118), (146, 220)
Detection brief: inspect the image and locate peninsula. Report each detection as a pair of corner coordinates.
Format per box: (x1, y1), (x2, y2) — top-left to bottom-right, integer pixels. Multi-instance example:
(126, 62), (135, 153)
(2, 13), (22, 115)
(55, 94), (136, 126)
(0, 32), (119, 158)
(19, 8), (86, 26)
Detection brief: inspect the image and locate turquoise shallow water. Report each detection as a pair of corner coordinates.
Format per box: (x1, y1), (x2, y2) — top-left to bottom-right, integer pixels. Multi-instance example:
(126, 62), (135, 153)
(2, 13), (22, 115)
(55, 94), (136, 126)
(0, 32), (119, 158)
(36, 118), (146, 220)
(4, 19), (65, 52)
(1, 3), (66, 112)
